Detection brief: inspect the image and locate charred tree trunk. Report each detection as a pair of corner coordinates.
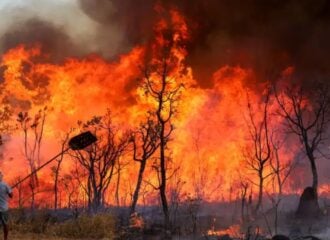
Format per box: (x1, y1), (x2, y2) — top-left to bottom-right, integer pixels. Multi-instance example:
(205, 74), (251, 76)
(159, 123), (170, 228)
(307, 151), (318, 195)
(115, 162), (121, 207)
(54, 167), (59, 210)
(130, 160), (147, 215)
(130, 117), (159, 215)
(255, 171), (264, 212)
(54, 134), (69, 210)
(240, 184), (248, 223)
(296, 186), (321, 218)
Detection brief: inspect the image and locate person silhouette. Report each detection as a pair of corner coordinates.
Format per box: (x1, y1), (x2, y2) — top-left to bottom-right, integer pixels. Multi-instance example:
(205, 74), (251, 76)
(0, 171), (13, 240)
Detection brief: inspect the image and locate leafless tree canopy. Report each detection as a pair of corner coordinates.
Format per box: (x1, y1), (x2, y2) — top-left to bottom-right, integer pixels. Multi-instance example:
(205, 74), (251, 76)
(243, 88), (272, 213)
(72, 111), (130, 213)
(142, 38), (184, 228)
(274, 82), (330, 194)
(17, 107), (47, 210)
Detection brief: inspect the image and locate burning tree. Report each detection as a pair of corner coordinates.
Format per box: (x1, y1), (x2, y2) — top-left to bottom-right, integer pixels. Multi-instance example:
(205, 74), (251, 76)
(51, 130), (72, 210)
(130, 115), (160, 215)
(141, 32), (184, 228)
(243, 88), (273, 213)
(274, 82), (330, 196)
(17, 107), (47, 210)
(268, 132), (295, 234)
(71, 111), (129, 213)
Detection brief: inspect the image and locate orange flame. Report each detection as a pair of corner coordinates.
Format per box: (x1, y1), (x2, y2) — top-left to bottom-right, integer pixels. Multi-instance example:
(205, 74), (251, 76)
(0, 7), (304, 208)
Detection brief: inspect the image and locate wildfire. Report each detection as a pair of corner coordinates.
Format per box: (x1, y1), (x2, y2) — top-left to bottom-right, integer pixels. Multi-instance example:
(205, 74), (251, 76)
(207, 224), (243, 238)
(0, 5), (306, 208)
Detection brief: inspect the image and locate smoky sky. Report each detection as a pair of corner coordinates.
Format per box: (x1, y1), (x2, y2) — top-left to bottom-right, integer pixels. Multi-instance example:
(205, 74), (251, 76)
(79, 0), (330, 87)
(1, 19), (79, 63)
(1, 0), (330, 86)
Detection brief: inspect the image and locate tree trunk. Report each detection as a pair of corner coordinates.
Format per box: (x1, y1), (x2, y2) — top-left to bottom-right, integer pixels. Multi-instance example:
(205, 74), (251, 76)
(115, 164), (121, 207)
(241, 198), (246, 223)
(159, 123), (170, 228)
(130, 160), (147, 215)
(54, 174), (58, 210)
(309, 154), (318, 195)
(255, 174), (263, 213)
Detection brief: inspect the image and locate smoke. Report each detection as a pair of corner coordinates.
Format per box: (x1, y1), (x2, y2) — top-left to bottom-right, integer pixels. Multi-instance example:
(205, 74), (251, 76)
(2, 0), (330, 85)
(79, 0), (156, 46)
(78, 0), (330, 86)
(0, 0), (124, 60)
(176, 0), (330, 85)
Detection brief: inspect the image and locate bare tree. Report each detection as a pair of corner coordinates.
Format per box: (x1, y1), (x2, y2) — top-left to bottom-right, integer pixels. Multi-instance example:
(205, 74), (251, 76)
(244, 89), (273, 213)
(130, 115), (160, 215)
(238, 177), (249, 223)
(114, 154), (130, 207)
(52, 131), (72, 210)
(17, 107), (47, 210)
(266, 132), (296, 234)
(270, 133), (295, 197)
(72, 112), (129, 213)
(191, 128), (207, 200)
(142, 41), (184, 229)
(274, 83), (330, 195)
(60, 173), (78, 209)
(12, 176), (26, 209)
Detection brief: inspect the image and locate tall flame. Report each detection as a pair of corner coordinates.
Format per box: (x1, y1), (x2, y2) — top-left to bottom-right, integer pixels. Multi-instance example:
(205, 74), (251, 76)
(0, 7), (310, 207)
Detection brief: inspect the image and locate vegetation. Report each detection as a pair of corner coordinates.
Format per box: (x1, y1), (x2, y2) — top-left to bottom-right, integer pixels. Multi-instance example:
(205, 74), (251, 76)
(9, 210), (116, 239)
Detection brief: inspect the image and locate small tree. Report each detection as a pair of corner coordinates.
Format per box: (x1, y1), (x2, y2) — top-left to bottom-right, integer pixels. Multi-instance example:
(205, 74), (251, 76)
(142, 30), (186, 228)
(243, 89), (273, 213)
(238, 178), (249, 223)
(268, 132), (295, 234)
(72, 111), (129, 213)
(52, 130), (72, 210)
(60, 173), (78, 209)
(130, 115), (160, 215)
(17, 107), (47, 210)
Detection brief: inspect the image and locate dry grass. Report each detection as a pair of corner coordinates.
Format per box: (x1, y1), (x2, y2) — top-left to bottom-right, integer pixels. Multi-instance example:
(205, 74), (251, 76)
(9, 210), (116, 239)
(10, 232), (72, 240)
(49, 213), (115, 239)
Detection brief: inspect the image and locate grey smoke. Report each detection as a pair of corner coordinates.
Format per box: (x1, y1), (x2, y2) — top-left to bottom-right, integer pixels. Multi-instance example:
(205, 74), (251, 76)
(0, 0), (124, 59)
(3, 0), (330, 86)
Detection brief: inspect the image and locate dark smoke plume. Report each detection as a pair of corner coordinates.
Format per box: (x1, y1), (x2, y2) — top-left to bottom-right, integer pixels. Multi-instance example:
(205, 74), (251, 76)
(79, 0), (330, 86)
(1, 19), (78, 63)
(2, 1), (330, 85)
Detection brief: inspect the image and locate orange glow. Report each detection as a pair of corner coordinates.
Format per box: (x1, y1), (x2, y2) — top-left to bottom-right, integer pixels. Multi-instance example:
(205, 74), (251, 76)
(207, 224), (243, 238)
(0, 8), (305, 208)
